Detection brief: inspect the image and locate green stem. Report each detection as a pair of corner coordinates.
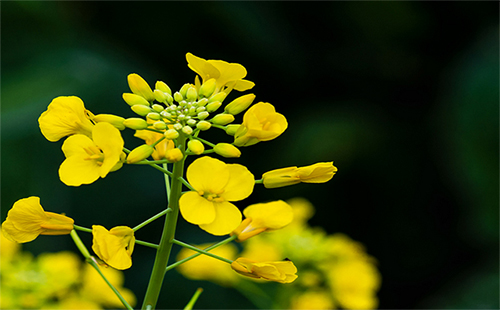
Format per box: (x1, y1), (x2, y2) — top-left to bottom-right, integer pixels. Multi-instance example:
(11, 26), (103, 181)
(135, 240), (159, 249)
(133, 209), (169, 231)
(183, 288), (204, 310)
(171, 239), (233, 264)
(74, 225), (92, 233)
(70, 230), (133, 310)
(255, 179), (263, 184)
(178, 177), (194, 191)
(141, 134), (187, 310)
(165, 235), (237, 272)
(195, 136), (216, 147)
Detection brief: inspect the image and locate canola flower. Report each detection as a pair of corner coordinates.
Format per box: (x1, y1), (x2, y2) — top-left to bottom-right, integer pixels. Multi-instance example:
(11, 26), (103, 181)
(92, 225), (135, 270)
(231, 257), (298, 284)
(262, 162), (338, 188)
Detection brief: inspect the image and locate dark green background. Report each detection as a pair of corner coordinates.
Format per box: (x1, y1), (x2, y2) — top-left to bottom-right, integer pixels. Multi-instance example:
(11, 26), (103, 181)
(2, 2), (498, 309)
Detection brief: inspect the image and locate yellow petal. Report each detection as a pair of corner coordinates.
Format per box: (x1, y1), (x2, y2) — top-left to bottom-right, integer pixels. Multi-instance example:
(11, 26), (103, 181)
(186, 53), (220, 81)
(243, 200), (293, 229)
(92, 122), (124, 178)
(221, 164), (254, 201)
(209, 60), (247, 89)
(186, 156), (229, 193)
(1, 220), (40, 243)
(59, 155), (101, 186)
(61, 134), (96, 158)
(199, 201), (242, 236)
(179, 192), (216, 225)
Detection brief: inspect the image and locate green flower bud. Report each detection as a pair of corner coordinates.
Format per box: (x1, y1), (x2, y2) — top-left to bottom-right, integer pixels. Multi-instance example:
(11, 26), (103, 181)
(179, 83), (190, 98)
(186, 86), (198, 102)
(225, 124), (241, 136)
(198, 78), (217, 98)
(206, 101), (222, 112)
(224, 94), (256, 115)
(131, 104), (154, 117)
(152, 104), (164, 113)
(187, 119), (197, 127)
(188, 139), (205, 155)
(155, 81), (172, 95)
(197, 98), (209, 107)
(93, 114), (126, 130)
(123, 93), (150, 107)
(182, 126), (193, 135)
(127, 144), (154, 163)
(173, 92), (183, 103)
(164, 129), (179, 139)
(211, 113), (235, 125)
(123, 118), (149, 130)
(128, 73), (155, 102)
(173, 123), (183, 130)
(153, 121), (167, 130)
(208, 92), (227, 103)
(214, 143), (241, 158)
(198, 111), (210, 120)
(154, 89), (168, 103)
(147, 112), (161, 121)
(164, 92), (174, 104)
(197, 120), (211, 131)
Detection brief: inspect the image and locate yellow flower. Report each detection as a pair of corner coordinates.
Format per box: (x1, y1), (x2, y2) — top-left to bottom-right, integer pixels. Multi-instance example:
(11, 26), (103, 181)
(176, 243), (239, 286)
(37, 251), (81, 298)
(179, 156), (254, 235)
(1, 197), (74, 243)
(234, 102), (288, 146)
(290, 290), (335, 310)
(135, 129), (174, 160)
(186, 53), (255, 92)
(262, 162), (337, 188)
(59, 122), (124, 186)
(38, 96), (95, 142)
(232, 200), (294, 241)
(231, 257), (298, 283)
(91, 225), (135, 270)
(127, 73), (155, 102)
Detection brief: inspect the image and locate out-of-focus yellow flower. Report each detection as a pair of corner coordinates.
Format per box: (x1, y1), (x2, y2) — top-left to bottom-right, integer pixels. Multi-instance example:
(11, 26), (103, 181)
(232, 200), (293, 241)
(231, 257), (298, 283)
(186, 53), (255, 92)
(176, 243), (239, 286)
(37, 251), (81, 298)
(262, 162), (337, 188)
(239, 238), (283, 262)
(290, 290), (336, 310)
(92, 225), (135, 270)
(1, 197), (74, 243)
(38, 96), (95, 142)
(179, 156), (254, 235)
(0, 228), (20, 260)
(49, 296), (102, 310)
(59, 122), (124, 186)
(134, 128), (175, 160)
(286, 197), (315, 227)
(81, 263), (137, 308)
(127, 73), (155, 102)
(327, 259), (381, 310)
(234, 102), (288, 147)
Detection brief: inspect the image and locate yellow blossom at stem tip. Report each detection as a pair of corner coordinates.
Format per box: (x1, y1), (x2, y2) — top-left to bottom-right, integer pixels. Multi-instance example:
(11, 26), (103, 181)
(1, 196), (74, 243)
(92, 225), (135, 270)
(262, 162), (337, 188)
(231, 257), (298, 283)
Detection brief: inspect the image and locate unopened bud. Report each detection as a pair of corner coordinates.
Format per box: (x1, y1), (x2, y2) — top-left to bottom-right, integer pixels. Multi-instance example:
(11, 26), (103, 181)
(128, 73), (155, 102)
(187, 119), (197, 127)
(164, 129), (179, 139)
(173, 123), (183, 131)
(197, 98), (209, 107)
(188, 139), (205, 155)
(153, 121), (167, 130)
(152, 104), (164, 113)
(182, 126), (193, 135)
(208, 92), (227, 103)
(186, 86), (198, 102)
(179, 83), (190, 98)
(154, 89), (168, 103)
(198, 78), (217, 98)
(224, 94), (256, 115)
(161, 111), (172, 119)
(197, 121), (211, 131)
(214, 143), (241, 158)
(197, 111), (209, 120)
(211, 113), (235, 125)
(166, 148), (183, 162)
(225, 124), (240, 136)
(127, 144), (154, 163)
(131, 104), (153, 117)
(173, 92), (183, 103)
(206, 101), (222, 112)
(123, 118), (149, 130)
(123, 93), (150, 107)
(155, 81), (172, 95)
(147, 112), (161, 121)
(93, 114), (125, 130)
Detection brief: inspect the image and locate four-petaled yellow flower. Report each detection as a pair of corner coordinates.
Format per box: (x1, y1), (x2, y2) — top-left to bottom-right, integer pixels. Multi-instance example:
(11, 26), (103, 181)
(134, 129), (174, 160)
(234, 102), (288, 147)
(262, 162), (337, 188)
(179, 156), (254, 235)
(232, 200), (294, 241)
(231, 257), (298, 283)
(1, 196), (74, 243)
(186, 53), (255, 92)
(38, 96), (95, 142)
(92, 225), (135, 270)
(59, 122), (125, 186)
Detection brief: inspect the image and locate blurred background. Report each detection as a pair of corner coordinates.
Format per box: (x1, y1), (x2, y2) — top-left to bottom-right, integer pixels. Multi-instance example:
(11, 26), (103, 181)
(1, 1), (498, 309)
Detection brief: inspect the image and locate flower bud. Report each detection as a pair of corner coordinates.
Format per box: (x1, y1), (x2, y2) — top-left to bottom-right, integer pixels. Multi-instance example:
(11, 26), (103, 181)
(186, 86), (198, 102)
(166, 148), (183, 162)
(187, 119), (197, 127)
(128, 73), (155, 102)
(182, 126), (193, 135)
(197, 120), (211, 131)
(179, 83), (190, 98)
(212, 113), (235, 125)
(224, 94), (256, 115)
(93, 114), (126, 130)
(153, 121), (167, 130)
(173, 92), (183, 103)
(152, 104), (164, 113)
(155, 81), (172, 95)
(164, 129), (179, 139)
(208, 92), (227, 103)
(131, 104), (154, 116)
(123, 118), (149, 130)
(206, 101), (222, 112)
(197, 98), (209, 107)
(225, 124), (240, 136)
(198, 111), (210, 120)
(164, 92), (174, 104)
(188, 139), (205, 155)
(127, 144), (154, 163)
(198, 78), (217, 98)
(173, 123), (183, 130)
(123, 93), (150, 107)
(154, 89), (168, 103)
(147, 112), (161, 121)
(214, 143), (241, 158)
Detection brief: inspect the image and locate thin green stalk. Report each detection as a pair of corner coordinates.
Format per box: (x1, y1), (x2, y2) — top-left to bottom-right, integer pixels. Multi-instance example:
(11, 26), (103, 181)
(133, 209), (169, 231)
(183, 288), (204, 310)
(74, 225), (92, 233)
(165, 235), (237, 272)
(171, 239), (233, 264)
(141, 134), (187, 310)
(135, 240), (159, 249)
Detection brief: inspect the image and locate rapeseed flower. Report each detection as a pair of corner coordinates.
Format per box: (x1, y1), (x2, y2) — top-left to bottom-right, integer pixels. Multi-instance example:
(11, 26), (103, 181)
(234, 102), (288, 147)
(186, 53), (255, 92)
(1, 196), (74, 243)
(179, 156), (254, 235)
(262, 162), (337, 188)
(135, 129), (174, 160)
(232, 200), (294, 241)
(92, 225), (135, 270)
(38, 96), (95, 142)
(127, 73), (155, 102)
(59, 122), (124, 186)
(231, 257), (298, 283)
